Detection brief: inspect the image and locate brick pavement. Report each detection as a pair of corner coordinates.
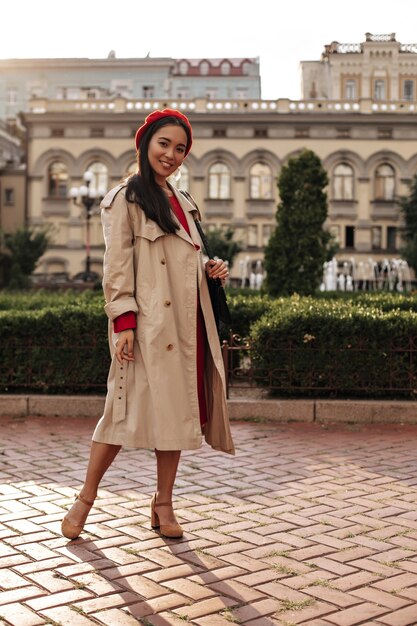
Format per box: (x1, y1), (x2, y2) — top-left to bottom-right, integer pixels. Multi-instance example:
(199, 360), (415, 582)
(0, 415), (417, 625)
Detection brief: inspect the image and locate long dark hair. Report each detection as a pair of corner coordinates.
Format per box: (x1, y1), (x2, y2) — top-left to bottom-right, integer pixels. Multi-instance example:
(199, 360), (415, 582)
(126, 116), (192, 233)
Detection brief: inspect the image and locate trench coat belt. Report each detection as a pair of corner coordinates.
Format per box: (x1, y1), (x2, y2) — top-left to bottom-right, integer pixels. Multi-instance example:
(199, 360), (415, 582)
(112, 360), (128, 424)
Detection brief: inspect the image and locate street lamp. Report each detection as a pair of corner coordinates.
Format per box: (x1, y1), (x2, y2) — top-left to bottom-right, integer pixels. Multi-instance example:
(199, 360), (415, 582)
(69, 170), (105, 282)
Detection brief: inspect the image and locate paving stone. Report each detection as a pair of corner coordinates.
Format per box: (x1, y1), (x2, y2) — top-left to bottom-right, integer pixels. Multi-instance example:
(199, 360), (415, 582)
(2, 416), (417, 625)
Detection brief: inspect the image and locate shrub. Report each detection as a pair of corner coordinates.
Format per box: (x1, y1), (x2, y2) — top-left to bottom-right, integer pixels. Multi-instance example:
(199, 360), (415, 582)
(250, 297), (417, 398)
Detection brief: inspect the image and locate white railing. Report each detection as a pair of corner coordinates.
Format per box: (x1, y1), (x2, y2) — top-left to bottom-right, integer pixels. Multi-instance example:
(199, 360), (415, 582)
(28, 96), (417, 116)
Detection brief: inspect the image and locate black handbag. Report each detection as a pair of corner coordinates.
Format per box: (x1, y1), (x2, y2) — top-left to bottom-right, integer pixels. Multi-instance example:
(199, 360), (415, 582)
(180, 191), (232, 333)
(193, 219), (232, 333)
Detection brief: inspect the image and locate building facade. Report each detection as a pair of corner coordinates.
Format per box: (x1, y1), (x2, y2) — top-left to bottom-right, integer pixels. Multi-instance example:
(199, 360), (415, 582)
(0, 55), (260, 121)
(23, 92), (417, 282)
(0, 119), (25, 234)
(301, 32), (417, 102)
(7, 35), (417, 284)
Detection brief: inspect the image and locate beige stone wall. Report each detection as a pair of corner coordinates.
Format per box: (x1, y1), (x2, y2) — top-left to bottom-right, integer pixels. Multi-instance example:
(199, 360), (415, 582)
(0, 170), (25, 233)
(23, 99), (417, 282)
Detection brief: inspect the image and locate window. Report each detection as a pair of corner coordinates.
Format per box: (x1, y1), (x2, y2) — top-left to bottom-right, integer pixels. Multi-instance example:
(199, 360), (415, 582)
(247, 225), (258, 247)
(345, 226), (355, 249)
(48, 161), (68, 198)
(27, 81), (44, 99)
(374, 80), (386, 101)
(4, 188), (14, 205)
(176, 88), (190, 99)
(295, 127), (310, 138)
(206, 88), (218, 99)
(220, 61), (231, 75)
(208, 163), (230, 199)
(403, 80), (414, 101)
(56, 87), (67, 99)
(262, 224), (274, 246)
(333, 163), (354, 200)
(67, 88), (80, 100)
(241, 61), (252, 75)
(142, 86), (154, 98)
(213, 128), (227, 138)
(125, 161), (137, 178)
(236, 88), (248, 99)
(6, 88), (17, 106)
(200, 61), (210, 75)
(254, 128), (268, 138)
(87, 162), (108, 196)
(387, 226), (397, 251)
(176, 163), (189, 192)
(111, 80), (133, 98)
(90, 127), (105, 138)
(51, 128), (64, 138)
(345, 79), (356, 100)
(337, 127), (351, 139)
(178, 61), (189, 75)
(378, 128), (393, 140)
(371, 226), (382, 250)
(250, 163), (272, 199)
(375, 164), (395, 201)
(329, 225), (340, 244)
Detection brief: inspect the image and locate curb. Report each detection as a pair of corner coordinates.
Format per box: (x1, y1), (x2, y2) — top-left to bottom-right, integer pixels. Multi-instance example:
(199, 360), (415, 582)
(1, 395), (417, 424)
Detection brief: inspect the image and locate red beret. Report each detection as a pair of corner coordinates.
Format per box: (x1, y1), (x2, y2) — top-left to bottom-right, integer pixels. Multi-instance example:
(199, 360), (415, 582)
(135, 108), (193, 155)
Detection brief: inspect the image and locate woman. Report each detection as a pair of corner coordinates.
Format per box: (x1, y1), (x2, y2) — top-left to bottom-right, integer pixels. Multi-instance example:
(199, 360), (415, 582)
(61, 108), (235, 541)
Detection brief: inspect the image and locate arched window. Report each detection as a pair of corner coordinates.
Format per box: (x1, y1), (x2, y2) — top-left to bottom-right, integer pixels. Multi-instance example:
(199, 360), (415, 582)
(220, 61), (231, 76)
(333, 163), (354, 200)
(176, 163), (189, 192)
(250, 163), (272, 199)
(208, 163), (230, 199)
(87, 161), (108, 196)
(48, 161), (68, 198)
(375, 163), (395, 200)
(200, 60), (210, 76)
(178, 60), (189, 75)
(125, 161), (137, 178)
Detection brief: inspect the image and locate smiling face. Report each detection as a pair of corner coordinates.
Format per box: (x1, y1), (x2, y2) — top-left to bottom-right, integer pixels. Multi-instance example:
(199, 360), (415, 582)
(147, 124), (188, 185)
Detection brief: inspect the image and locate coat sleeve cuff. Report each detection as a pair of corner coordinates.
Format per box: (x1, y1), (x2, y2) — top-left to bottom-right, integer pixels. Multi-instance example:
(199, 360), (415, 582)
(113, 311), (137, 333)
(104, 298), (139, 321)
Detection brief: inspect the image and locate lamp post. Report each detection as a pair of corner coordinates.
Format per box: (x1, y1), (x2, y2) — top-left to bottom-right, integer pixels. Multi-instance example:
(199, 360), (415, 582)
(70, 171), (104, 282)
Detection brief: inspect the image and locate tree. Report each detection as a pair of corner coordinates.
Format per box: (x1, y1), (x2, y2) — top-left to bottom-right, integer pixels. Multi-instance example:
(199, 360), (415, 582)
(264, 149), (331, 296)
(0, 227), (51, 289)
(205, 226), (242, 270)
(398, 173), (417, 273)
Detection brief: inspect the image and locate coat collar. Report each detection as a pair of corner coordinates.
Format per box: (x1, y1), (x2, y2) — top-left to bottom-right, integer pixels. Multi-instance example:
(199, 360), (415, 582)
(170, 185), (202, 249)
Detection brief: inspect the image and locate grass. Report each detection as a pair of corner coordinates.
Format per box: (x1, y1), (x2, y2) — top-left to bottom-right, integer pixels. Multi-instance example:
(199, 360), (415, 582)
(278, 598), (316, 612)
(308, 578), (336, 588)
(268, 550), (290, 558)
(272, 564), (300, 576)
(221, 607), (241, 623)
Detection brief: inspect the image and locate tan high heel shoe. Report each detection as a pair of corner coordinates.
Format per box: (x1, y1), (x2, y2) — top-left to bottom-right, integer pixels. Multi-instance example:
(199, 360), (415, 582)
(61, 494), (94, 540)
(150, 493), (183, 539)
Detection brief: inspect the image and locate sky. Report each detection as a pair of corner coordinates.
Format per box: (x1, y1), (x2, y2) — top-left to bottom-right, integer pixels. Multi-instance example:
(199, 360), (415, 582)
(2, 0), (417, 100)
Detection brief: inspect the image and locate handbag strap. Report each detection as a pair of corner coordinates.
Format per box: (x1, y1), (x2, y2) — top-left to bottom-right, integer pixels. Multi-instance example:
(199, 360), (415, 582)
(180, 190), (214, 259)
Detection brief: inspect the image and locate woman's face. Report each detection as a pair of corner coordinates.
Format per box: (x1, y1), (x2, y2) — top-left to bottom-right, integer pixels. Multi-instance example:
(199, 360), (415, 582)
(148, 124), (188, 184)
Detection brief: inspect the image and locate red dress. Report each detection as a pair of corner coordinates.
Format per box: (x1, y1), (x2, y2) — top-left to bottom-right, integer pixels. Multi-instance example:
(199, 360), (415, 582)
(113, 195), (208, 426)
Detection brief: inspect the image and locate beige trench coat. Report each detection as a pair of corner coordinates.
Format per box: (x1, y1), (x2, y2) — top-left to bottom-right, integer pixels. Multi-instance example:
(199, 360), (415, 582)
(92, 183), (235, 455)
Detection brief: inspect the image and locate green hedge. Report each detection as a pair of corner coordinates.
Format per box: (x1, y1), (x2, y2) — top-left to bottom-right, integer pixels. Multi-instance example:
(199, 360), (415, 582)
(250, 296), (417, 398)
(1, 290), (417, 397)
(0, 300), (109, 394)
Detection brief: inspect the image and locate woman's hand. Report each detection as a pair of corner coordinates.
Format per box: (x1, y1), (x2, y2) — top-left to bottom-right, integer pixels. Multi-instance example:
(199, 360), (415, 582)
(115, 329), (135, 364)
(205, 258), (229, 284)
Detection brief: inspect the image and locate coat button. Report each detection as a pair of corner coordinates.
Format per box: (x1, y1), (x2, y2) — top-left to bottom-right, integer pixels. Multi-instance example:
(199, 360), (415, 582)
(166, 344), (174, 351)
(164, 300), (171, 307)
(161, 258), (166, 265)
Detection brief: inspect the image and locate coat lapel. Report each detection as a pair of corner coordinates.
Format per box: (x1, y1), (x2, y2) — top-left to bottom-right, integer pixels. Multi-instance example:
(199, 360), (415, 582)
(171, 187), (202, 249)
